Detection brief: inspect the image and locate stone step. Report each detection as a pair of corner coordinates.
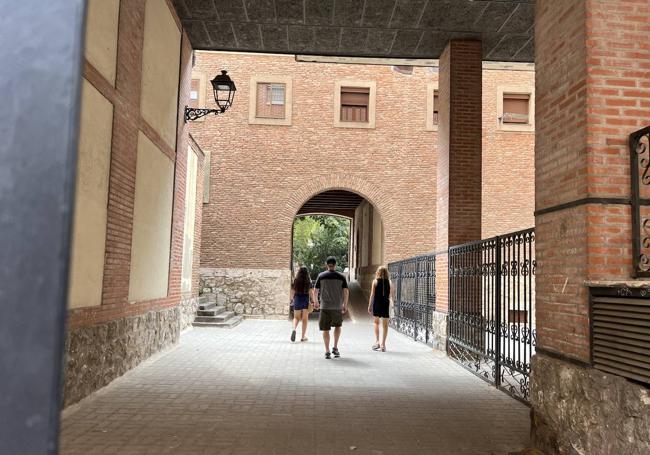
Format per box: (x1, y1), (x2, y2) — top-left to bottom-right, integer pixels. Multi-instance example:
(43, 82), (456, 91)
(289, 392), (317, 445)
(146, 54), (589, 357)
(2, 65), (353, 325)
(198, 302), (216, 311)
(194, 311), (235, 323)
(191, 315), (243, 329)
(196, 305), (226, 317)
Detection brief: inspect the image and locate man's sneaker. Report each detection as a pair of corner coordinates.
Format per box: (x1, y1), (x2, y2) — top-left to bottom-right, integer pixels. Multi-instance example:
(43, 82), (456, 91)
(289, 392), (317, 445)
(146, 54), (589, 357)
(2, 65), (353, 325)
(290, 330), (296, 342)
(332, 347), (340, 358)
(325, 352), (331, 359)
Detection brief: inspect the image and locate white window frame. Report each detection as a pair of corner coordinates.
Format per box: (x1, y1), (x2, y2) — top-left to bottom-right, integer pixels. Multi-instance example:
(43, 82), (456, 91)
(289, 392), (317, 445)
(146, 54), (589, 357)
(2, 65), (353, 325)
(267, 84), (285, 105)
(333, 80), (377, 129)
(497, 86), (535, 132)
(248, 75), (293, 126)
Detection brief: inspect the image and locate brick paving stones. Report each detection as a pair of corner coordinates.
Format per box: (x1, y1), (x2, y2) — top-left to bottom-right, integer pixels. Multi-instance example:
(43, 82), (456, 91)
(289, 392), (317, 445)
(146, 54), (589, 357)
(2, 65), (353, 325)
(60, 309), (530, 455)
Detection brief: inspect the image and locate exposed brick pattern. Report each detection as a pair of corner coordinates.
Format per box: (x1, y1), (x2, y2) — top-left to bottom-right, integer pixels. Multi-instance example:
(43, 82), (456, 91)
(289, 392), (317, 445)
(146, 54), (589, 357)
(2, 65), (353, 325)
(437, 40), (483, 249)
(535, 0), (650, 362)
(192, 52), (535, 271)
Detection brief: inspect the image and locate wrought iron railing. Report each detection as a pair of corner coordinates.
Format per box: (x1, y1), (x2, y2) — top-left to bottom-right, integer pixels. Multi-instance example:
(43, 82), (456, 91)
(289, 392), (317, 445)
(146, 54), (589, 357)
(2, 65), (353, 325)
(388, 253), (436, 345)
(630, 126), (650, 277)
(447, 228), (536, 403)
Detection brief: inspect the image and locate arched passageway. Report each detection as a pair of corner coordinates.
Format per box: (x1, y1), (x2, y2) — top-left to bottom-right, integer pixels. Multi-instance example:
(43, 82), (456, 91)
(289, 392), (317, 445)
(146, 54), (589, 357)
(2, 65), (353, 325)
(292, 189), (384, 294)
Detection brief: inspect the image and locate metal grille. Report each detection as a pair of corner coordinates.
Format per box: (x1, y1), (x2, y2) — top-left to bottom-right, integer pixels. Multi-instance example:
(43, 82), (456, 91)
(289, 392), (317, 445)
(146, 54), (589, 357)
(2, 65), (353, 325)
(388, 254), (436, 345)
(630, 126), (650, 277)
(447, 228), (536, 403)
(591, 290), (650, 385)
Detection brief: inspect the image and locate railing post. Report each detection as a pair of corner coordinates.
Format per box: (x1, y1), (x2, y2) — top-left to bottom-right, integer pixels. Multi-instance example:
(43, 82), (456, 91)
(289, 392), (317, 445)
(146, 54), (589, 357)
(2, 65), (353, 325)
(414, 259), (420, 341)
(495, 235), (502, 389)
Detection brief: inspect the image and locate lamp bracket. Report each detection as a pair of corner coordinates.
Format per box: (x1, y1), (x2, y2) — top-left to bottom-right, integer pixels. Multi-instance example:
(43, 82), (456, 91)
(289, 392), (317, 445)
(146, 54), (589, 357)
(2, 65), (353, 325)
(184, 106), (224, 122)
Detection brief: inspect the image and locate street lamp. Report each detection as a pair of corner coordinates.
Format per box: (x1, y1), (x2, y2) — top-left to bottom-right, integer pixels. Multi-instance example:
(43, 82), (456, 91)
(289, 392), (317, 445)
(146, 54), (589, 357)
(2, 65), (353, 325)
(184, 70), (236, 122)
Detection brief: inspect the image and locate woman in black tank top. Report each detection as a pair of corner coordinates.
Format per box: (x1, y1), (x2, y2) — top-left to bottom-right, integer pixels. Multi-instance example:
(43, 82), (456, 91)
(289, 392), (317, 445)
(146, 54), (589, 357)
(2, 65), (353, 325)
(368, 266), (392, 352)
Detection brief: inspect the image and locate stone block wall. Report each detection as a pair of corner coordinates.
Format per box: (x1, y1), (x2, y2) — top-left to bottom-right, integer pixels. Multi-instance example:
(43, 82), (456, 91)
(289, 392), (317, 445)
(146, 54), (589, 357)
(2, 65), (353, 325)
(200, 268), (292, 319)
(531, 353), (650, 455)
(64, 306), (180, 407)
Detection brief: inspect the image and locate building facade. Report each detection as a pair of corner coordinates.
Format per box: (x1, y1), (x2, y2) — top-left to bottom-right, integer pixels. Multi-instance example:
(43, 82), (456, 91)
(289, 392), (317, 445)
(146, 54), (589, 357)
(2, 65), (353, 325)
(190, 51), (536, 316)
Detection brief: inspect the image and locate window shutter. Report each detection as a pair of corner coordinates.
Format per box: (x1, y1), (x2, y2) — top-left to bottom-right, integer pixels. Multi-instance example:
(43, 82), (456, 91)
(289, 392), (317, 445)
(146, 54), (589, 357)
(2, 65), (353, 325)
(503, 94), (530, 124)
(256, 82), (286, 119)
(340, 87), (370, 123)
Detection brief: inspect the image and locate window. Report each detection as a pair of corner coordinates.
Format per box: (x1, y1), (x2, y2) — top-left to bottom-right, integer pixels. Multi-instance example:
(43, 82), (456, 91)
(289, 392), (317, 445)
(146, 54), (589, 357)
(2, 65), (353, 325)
(189, 79), (200, 109)
(256, 82), (286, 119)
(248, 75), (293, 126)
(497, 87), (535, 132)
(502, 93), (530, 124)
(340, 87), (369, 123)
(425, 83), (439, 131)
(333, 80), (376, 129)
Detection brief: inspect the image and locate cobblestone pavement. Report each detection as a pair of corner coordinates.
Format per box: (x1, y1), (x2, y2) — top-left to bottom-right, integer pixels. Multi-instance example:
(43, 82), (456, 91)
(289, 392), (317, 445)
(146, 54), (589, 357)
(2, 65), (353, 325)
(60, 291), (530, 455)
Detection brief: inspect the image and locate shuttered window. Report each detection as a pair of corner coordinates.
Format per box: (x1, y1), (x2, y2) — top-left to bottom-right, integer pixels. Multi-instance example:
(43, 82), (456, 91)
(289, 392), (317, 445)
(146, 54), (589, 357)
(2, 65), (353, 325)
(502, 93), (530, 124)
(591, 295), (650, 385)
(340, 86), (370, 123)
(256, 82), (285, 119)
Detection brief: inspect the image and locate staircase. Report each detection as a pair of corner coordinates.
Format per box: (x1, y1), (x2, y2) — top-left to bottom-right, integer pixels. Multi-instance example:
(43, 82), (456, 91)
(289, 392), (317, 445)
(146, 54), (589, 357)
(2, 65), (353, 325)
(191, 294), (243, 328)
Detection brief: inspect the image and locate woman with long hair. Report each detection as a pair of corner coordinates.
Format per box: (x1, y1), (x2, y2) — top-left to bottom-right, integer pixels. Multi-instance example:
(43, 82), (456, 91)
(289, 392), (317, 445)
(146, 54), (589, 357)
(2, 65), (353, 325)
(368, 266), (393, 351)
(290, 266), (312, 342)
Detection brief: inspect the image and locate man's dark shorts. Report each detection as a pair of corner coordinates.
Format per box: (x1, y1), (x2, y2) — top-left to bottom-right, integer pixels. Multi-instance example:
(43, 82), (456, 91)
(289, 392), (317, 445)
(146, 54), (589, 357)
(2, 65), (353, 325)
(319, 309), (343, 331)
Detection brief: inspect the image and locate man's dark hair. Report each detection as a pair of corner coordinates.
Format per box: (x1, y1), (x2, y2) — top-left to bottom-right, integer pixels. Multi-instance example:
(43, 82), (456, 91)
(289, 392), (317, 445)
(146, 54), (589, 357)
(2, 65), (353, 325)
(326, 256), (337, 265)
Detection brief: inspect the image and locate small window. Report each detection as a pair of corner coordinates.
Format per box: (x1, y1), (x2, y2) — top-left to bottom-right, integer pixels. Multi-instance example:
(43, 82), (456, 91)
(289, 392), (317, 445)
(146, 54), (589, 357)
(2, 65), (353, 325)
(340, 87), (370, 123)
(248, 76), (293, 126)
(433, 90), (439, 126)
(256, 82), (286, 119)
(502, 93), (530, 124)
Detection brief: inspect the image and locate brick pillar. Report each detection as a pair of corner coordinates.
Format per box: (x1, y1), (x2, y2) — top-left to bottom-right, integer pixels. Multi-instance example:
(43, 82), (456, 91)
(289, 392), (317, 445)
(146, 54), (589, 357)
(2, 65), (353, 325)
(436, 39), (483, 251)
(532, 1), (650, 453)
(435, 39), (482, 315)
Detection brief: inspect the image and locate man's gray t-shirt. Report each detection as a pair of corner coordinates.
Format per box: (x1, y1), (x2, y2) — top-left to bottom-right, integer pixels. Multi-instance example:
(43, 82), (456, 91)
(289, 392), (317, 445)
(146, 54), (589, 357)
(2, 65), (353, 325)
(314, 270), (348, 310)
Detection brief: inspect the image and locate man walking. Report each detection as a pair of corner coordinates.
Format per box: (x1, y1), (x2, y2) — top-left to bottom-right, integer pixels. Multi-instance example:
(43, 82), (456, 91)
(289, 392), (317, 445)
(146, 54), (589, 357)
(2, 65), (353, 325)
(313, 256), (349, 359)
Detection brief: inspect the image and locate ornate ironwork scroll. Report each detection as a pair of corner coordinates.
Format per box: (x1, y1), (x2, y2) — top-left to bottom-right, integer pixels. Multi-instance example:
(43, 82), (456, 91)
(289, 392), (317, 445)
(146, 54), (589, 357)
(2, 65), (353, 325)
(388, 253), (436, 345)
(448, 228), (536, 404)
(631, 126), (650, 277)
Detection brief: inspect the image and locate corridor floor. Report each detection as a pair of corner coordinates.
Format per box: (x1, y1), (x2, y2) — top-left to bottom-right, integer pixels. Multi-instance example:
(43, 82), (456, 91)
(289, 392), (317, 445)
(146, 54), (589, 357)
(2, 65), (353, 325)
(60, 309), (530, 454)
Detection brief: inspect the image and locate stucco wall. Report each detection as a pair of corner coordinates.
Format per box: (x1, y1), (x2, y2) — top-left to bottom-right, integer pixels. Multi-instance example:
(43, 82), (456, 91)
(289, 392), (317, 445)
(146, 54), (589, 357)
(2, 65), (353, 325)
(140, 0), (181, 148)
(84, 0), (119, 86)
(128, 132), (175, 302)
(68, 80), (113, 309)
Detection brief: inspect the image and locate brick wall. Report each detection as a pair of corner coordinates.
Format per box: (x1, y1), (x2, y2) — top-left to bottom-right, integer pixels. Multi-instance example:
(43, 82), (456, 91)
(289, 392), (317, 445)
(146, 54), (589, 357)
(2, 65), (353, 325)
(191, 52), (535, 273)
(67, 0), (199, 327)
(535, 0), (650, 362)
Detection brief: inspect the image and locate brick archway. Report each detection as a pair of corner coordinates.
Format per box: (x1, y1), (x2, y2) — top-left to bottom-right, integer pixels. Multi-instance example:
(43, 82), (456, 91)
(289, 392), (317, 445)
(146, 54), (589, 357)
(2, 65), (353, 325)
(282, 174), (399, 269)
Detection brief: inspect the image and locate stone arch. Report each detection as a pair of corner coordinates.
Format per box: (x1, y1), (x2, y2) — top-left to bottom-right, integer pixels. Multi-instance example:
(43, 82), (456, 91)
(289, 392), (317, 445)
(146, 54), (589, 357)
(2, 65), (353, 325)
(281, 174), (399, 269)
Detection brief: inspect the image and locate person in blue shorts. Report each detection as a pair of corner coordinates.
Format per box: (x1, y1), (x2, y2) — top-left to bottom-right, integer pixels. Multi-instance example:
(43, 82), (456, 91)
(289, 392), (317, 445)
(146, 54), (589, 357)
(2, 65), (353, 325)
(290, 266), (312, 342)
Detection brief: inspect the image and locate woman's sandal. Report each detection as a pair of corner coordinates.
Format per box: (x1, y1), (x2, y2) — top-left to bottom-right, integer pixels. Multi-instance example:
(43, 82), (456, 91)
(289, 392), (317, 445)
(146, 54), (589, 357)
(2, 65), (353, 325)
(372, 343), (381, 351)
(381, 346), (386, 352)
(301, 337), (308, 342)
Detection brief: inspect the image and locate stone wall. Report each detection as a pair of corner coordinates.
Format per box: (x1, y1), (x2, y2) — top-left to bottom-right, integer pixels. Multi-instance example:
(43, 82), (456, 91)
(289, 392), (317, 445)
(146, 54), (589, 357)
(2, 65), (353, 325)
(64, 306), (180, 407)
(429, 311), (448, 351)
(531, 353), (650, 455)
(200, 268), (291, 319)
(179, 295), (199, 330)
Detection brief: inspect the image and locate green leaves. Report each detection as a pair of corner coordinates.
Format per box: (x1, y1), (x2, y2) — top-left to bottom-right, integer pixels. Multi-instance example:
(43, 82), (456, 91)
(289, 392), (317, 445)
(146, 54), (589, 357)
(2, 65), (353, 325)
(292, 215), (350, 279)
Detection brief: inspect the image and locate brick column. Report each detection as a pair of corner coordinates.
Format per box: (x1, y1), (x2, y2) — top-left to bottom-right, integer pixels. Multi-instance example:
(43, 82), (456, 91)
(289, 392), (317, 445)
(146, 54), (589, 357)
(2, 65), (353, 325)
(532, 1), (650, 453)
(435, 39), (483, 314)
(436, 39), (483, 251)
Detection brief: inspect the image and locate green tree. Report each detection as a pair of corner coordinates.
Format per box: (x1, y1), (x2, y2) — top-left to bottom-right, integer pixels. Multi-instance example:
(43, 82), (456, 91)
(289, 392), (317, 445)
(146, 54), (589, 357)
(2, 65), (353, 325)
(292, 215), (350, 279)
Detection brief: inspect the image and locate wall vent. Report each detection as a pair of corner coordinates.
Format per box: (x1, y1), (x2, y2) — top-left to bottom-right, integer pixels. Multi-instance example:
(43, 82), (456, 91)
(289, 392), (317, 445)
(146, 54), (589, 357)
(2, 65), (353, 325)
(591, 295), (650, 385)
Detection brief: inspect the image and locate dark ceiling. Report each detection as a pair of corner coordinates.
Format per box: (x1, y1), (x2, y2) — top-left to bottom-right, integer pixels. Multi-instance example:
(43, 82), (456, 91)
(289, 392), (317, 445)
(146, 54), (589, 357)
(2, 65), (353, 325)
(172, 0), (535, 62)
(297, 190), (365, 217)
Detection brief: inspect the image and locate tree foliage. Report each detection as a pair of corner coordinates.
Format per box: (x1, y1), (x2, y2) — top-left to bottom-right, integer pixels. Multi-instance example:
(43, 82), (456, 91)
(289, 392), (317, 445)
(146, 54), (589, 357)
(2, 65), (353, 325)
(292, 215), (350, 279)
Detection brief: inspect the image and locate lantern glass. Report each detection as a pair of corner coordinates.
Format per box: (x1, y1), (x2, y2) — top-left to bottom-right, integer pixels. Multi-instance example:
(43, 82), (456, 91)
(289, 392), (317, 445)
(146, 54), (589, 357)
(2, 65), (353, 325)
(211, 70), (236, 112)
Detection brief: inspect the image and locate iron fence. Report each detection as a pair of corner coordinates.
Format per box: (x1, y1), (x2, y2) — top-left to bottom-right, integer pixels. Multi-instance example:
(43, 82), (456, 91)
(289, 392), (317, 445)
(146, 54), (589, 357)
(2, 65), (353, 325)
(388, 253), (436, 345)
(447, 228), (536, 403)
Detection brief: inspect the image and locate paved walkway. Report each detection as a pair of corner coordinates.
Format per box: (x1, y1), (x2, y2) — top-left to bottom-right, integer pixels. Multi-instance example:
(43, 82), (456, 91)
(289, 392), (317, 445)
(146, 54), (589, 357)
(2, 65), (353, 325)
(60, 289), (530, 455)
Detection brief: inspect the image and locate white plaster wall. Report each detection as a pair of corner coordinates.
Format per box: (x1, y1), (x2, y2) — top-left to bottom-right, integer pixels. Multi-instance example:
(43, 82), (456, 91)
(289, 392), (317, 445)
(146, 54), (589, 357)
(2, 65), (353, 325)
(68, 80), (113, 309)
(128, 132), (175, 301)
(84, 0), (119, 85)
(181, 148), (198, 294)
(140, 0), (181, 148)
